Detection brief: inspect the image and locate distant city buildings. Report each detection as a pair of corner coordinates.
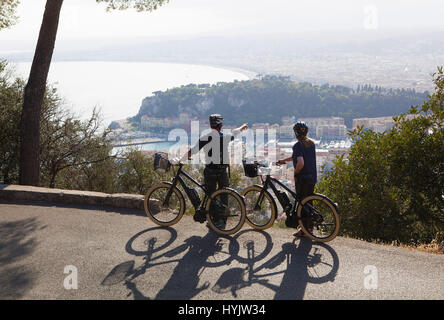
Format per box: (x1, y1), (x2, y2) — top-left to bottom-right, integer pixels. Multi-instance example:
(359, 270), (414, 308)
(297, 117), (346, 140)
(352, 115), (416, 133)
(316, 124), (347, 140)
(136, 112), (412, 183)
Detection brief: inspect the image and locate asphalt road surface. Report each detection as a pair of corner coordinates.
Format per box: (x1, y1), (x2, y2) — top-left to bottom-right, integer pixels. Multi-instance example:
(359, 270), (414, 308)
(0, 201), (443, 300)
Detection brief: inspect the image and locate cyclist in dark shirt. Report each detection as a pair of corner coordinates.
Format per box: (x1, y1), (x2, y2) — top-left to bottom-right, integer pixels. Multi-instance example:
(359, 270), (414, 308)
(277, 121), (317, 236)
(180, 114), (248, 228)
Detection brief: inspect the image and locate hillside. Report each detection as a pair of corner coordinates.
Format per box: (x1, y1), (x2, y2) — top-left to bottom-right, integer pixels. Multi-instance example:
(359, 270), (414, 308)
(132, 75), (429, 127)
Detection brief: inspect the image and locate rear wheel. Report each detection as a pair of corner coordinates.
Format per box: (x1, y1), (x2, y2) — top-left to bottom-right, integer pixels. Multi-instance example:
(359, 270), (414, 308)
(242, 185), (277, 230)
(296, 193), (340, 242)
(205, 188), (246, 236)
(144, 182), (185, 227)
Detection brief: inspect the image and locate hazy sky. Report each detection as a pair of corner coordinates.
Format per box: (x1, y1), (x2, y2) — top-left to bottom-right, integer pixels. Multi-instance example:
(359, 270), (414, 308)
(1, 0), (444, 51)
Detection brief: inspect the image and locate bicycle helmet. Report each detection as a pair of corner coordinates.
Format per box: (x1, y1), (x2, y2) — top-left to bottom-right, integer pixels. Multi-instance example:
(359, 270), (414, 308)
(209, 114), (224, 128)
(293, 121), (308, 136)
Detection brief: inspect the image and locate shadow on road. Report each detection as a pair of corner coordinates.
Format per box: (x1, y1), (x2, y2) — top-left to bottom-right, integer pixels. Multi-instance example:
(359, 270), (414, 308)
(102, 227), (240, 299)
(212, 237), (339, 299)
(102, 227), (339, 300)
(0, 218), (43, 299)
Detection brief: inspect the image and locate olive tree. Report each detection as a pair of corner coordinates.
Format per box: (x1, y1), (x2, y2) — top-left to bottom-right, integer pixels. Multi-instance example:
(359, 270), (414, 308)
(0, 61), (115, 188)
(19, 0), (170, 186)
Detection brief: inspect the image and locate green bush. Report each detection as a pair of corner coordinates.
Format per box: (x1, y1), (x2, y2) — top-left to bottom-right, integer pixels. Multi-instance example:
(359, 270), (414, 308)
(317, 67), (444, 245)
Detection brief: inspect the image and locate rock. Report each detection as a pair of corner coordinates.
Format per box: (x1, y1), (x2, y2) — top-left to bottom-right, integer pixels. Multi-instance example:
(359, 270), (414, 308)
(108, 121), (122, 130)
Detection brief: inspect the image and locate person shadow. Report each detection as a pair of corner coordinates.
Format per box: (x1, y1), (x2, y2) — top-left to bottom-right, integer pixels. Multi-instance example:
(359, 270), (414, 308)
(212, 237), (339, 300)
(102, 227), (238, 300)
(154, 231), (237, 300)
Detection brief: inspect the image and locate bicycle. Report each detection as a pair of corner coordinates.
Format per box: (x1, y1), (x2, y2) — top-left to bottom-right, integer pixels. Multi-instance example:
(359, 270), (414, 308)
(241, 161), (340, 242)
(144, 153), (247, 236)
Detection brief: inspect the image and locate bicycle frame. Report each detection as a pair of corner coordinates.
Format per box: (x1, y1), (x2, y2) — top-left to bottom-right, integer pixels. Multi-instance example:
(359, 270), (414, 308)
(253, 173), (329, 224)
(164, 164), (210, 210)
(253, 174), (298, 213)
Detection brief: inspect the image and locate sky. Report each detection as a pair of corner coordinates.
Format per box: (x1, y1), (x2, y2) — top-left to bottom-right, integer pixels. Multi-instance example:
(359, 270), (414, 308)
(1, 0), (444, 52)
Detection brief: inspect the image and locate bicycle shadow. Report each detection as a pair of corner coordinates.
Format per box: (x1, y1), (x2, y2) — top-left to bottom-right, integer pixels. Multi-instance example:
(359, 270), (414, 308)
(155, 232), (234, 300)
(101, 226), (180, 299)
(101, 227), (241, 300)
(212, 237), (339, 300)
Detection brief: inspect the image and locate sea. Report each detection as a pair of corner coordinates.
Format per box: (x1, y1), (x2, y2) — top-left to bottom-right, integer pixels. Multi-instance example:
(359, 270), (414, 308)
(12, 61), (251, 152)
(13, 61), (251, 123)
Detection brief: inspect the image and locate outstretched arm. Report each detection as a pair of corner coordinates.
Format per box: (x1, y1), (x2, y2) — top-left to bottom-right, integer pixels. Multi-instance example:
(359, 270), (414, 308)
(232, 123), (249, 137)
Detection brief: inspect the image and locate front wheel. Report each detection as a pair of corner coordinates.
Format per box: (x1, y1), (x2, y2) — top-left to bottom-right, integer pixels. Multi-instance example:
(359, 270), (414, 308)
(205, 188), (246, 236)
(241, 185), (277, 230)
(297, 193), (340, 242)
(144, 182), (185, 227)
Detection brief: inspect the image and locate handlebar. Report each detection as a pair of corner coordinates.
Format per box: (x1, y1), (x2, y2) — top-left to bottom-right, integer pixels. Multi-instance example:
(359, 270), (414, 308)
(169, 157), (193, 166)
(253, 161), (282, 167)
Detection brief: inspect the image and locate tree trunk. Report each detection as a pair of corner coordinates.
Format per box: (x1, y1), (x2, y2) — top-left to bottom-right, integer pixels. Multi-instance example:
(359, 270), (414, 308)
(19, 0), (63, 186)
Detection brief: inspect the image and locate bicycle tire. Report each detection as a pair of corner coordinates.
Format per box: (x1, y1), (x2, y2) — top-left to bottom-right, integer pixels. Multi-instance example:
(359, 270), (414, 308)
(205, 188), (246, 236)
(241, 185), (277, 230)
(144, 182), (185, 227)
(296, 193), (340, 243)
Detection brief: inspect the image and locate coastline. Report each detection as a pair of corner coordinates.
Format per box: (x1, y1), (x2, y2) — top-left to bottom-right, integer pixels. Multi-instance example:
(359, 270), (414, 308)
(11, 60), (255, 126)
(10, 58), (259, 81)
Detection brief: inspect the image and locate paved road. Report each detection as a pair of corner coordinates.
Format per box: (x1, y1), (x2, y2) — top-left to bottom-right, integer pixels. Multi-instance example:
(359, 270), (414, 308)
(0, 201), (443, 300)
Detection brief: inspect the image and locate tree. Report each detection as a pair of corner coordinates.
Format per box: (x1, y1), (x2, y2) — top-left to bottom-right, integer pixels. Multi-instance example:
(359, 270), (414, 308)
(0, 0), (19, 30)
(0, 60), (24, 184)
(316, 67), (444, 245)
(40, 108), (114, 188)
(19, 0), (63, 186)
(19, 0), (170, 186)
(1, 61), (115, 188)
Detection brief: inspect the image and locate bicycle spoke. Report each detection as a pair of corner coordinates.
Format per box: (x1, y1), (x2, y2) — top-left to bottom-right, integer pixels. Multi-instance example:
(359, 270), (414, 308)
(147, 186), (182, 224)
(208, 191), (244, 234)
(243, 187), (275, 229)
(300, 195), (339, 241)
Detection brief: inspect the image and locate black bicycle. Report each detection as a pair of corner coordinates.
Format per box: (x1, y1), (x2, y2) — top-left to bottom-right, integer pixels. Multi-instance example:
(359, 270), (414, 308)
(241, 161), (340, 242)
(144, 153), (246, 236)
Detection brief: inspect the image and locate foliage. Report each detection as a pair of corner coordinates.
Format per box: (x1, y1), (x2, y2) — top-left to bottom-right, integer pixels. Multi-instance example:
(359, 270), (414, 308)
(17, 0), (170, 187)
(0, 60), (23, 183)
(0, 0), (19, 30)
(0, 60), (114, 188)
(317, 67), (444, 245)
(134, 75), (428, 128)
(40, 107), (114, 188)
(96, 0), (169, 11)
(0, 60), (180, 194)
(114, 148), (170, 194)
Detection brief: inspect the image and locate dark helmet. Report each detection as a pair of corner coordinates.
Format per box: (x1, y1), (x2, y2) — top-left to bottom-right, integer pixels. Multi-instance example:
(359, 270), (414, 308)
(293, 121), (308, 136)
(209, 114), (224, 128)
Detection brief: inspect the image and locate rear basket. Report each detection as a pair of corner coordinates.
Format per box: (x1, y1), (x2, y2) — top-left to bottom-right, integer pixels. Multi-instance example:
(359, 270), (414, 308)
(243, 161), (259, 178)
(154, 153), (171, 173)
